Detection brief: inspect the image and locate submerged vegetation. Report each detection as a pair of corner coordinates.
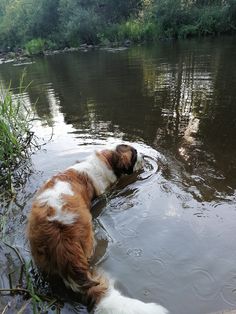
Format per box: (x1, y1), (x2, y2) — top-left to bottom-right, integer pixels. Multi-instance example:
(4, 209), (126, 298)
(0, 0), (236, 51)
(0, 75), (37, 197)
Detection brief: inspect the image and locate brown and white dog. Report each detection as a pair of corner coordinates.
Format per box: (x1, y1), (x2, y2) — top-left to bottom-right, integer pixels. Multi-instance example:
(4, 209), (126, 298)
(27, 144), (168, 314)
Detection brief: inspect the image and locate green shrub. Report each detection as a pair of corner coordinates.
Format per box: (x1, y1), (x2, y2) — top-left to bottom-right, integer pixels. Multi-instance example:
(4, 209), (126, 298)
(99, 19), (158, 45)
(117, 20), (142, 42)
(153, 0), (191, 38)
(179, 24), (199, 38)
(228, 0), (236, 28)
(196, 5), (230, 35)
(44, 39), (58, 50)
(0, 0), (236, 48)
(25, 38), (45, 55)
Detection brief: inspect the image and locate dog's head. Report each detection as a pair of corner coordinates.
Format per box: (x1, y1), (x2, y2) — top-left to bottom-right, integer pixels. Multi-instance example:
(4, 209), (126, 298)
(101, 144), (143, 178)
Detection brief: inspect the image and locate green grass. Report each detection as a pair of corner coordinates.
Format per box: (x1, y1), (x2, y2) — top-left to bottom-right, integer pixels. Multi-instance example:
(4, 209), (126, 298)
(0, 74), (36, 196)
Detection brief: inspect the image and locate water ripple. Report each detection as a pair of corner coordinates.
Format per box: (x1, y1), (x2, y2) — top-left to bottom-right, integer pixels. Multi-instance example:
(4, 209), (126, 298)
(146, 258), (167, 277)
(220, 275), (236, 307)
(118, 226), (138, 238)
(139, 155), (159, 180)
(126, 248), (143, 258)
(191, 268), (218, 300)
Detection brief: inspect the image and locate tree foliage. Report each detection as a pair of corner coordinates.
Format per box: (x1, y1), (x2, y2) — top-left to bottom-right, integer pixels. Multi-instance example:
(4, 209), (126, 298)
(0, 0), (235, 49)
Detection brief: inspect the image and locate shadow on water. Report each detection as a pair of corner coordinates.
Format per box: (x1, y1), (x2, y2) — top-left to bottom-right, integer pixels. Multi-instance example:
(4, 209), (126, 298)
(0, 36), (236, 314)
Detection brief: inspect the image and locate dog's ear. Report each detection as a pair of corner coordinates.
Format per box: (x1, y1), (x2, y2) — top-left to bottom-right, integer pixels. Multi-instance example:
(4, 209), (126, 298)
(115, 144), (137, 158)
(116, 145), (137, 167)
(115, 144), (131, 154)
(101, 145), (137, 177)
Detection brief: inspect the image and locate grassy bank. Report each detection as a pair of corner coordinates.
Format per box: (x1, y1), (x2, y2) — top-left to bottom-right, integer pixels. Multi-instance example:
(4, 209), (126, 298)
(0, 78), (54, 313)
(0, 76), (36, 197)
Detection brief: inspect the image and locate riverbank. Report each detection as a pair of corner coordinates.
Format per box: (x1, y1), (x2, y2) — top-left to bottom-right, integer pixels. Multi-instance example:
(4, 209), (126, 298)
(1, 0), (236, 53)
(0, 43), (131, 64)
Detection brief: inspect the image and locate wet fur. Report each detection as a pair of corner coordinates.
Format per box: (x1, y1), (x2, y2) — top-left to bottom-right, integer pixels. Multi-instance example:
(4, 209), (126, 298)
(27, 145), (168, 313)
(28, 146), (137, 300)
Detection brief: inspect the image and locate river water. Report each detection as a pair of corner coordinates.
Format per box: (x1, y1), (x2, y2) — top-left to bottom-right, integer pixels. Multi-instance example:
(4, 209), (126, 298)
(0, 37), (236, 314)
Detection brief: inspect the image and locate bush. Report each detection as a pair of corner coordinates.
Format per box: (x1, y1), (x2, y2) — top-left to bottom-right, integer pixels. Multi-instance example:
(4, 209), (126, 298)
(99, 19), (157, 44)
(228, 0), (236, 28)
(196, 5), (230, 35)
(25, 38), (45, 55)
(153, 0), (191, 38)
(44, 39), (58, 50)
(117, 20), (144, 42)
(148, 0), (233, 39)
(178, 24), (199, 38)
(0, 0), (236, 48)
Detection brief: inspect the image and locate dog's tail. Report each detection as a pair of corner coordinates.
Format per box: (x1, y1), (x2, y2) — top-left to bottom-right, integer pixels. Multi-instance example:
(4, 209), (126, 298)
(56, 237), (168, 313)
(57, 240), (168, 314)
(88, 275), (169, 314)
(55, 240), (99, 292)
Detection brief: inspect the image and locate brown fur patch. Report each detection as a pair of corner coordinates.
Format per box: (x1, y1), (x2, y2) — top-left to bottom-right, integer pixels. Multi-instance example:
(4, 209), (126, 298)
(28, 169), (100, 297)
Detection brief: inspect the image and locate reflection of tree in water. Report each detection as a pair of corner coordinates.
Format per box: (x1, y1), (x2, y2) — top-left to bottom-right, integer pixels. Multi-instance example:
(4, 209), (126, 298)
(141, 45), (214, 148)
(0, 39), (236, 198)
(135, 40), (236, 198)
(138, 47), (220, 200)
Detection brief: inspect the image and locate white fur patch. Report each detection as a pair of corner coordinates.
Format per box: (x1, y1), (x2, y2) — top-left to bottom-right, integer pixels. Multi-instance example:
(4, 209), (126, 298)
(133, 152), (144, 172)
(69, 153), (117, 195)
(37, 181), (78, 225)
(95, 286), (169, 314)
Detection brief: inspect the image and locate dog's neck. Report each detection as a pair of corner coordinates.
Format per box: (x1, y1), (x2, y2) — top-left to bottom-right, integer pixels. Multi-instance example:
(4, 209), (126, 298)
(69, 151), (117, 195)
(97, 150), (114, 169)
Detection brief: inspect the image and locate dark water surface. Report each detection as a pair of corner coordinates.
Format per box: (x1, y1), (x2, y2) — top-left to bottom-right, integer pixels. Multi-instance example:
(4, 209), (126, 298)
(1, 37), (236, 314)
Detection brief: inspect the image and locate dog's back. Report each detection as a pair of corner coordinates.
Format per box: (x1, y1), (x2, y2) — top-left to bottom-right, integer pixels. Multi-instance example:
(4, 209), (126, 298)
(28, 169), (98, 291)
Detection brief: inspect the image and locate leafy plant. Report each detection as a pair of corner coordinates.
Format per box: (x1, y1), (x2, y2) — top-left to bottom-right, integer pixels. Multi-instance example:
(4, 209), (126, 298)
(25, 38), (45, 55)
